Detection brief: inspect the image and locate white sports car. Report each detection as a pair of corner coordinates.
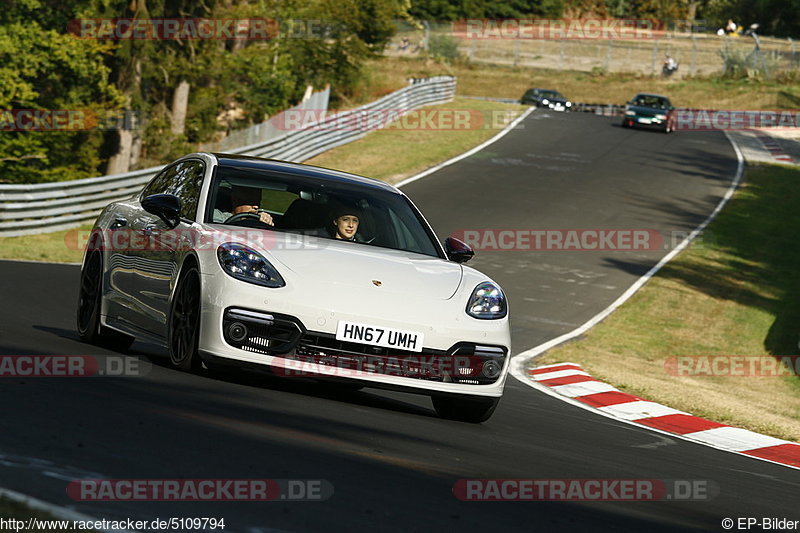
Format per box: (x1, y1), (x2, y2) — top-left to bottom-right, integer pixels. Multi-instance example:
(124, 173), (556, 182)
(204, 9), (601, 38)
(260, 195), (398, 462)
(77, 153), (511, 422)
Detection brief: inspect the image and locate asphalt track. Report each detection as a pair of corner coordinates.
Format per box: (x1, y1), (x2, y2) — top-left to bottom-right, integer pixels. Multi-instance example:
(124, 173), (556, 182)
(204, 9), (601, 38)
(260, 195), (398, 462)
(1, 112), (798, 532)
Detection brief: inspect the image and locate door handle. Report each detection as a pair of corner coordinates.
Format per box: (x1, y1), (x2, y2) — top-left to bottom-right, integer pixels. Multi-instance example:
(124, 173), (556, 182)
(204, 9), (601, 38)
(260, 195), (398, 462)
(142, 224), (159, 237)
(110, 217), (127, 229)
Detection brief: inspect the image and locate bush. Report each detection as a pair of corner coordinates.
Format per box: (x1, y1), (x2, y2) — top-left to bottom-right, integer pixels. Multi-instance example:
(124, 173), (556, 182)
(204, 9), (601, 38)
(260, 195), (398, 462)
(720, 48), (781, 80)
(428, 34), (463, 63)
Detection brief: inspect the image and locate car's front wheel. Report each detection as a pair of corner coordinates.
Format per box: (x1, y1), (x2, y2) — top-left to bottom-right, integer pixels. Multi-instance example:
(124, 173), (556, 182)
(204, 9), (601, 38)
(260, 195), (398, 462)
(168, 265), (202, 371)
(432, 395), (500, 423)
(77, 250), (134, 351)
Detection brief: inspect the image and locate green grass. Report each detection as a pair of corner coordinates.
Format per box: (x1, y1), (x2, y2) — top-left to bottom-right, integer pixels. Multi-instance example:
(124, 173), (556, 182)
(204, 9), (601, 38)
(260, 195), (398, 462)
(308, 97), (525, 183)
(0, 224), (91, 263)
(0, 497), (95, 532)
(367, 56), (800, 110)
(535, 164), (800, 442)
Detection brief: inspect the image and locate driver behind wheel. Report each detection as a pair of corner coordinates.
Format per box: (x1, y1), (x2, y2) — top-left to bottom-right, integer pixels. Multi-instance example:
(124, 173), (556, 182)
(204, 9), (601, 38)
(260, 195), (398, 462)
(215, 185), (274, 226)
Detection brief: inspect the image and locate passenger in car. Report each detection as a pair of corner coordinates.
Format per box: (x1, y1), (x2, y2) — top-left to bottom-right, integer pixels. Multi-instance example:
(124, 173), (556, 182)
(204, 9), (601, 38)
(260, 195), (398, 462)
(330, 204), (361, 241)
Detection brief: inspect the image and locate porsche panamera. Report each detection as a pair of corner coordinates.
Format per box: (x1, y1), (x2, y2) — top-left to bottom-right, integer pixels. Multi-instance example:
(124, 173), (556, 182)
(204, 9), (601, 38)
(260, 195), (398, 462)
(77, 153), (511, 422)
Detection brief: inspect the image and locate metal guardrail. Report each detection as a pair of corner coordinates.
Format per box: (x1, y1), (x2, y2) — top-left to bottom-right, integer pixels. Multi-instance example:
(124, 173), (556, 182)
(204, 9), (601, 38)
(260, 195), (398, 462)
(0, 76), (456, 237)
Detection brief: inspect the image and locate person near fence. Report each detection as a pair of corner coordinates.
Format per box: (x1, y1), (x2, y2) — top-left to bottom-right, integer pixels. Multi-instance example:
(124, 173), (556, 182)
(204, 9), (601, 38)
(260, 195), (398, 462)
(662, 54), (679, 76)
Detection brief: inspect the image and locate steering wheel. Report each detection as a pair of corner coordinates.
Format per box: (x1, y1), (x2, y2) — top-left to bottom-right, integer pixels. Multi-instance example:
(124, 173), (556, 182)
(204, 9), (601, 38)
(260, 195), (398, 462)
(224, 211), (272, 228)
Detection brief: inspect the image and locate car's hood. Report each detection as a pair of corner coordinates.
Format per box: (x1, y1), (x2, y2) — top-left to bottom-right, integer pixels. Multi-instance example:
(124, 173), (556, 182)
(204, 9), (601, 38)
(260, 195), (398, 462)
(215, 229), (463, 300)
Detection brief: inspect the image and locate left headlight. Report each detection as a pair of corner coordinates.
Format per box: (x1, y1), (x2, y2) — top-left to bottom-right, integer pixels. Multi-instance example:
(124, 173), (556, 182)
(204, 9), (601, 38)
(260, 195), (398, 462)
(217, 242), (285, 288)
(466, 282), (507, 320)
(655, 113), (667, 120)
(565, 101), (572, 107)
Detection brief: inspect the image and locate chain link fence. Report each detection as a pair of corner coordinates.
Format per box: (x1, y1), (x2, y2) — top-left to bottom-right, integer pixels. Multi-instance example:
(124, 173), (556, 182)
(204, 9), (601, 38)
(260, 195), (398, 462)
(388, 21), (799, 78)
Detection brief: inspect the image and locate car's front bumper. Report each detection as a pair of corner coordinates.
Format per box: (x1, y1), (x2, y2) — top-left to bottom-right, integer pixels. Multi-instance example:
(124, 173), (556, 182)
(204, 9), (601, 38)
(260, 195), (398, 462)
(197, 270), (511, 397)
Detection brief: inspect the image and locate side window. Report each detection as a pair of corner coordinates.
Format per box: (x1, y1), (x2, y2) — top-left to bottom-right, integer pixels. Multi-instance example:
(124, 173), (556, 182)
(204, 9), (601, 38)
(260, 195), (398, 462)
(141, 160), (205, 221)
(167, 160), (205, 220)
(141, 164), (180, 197)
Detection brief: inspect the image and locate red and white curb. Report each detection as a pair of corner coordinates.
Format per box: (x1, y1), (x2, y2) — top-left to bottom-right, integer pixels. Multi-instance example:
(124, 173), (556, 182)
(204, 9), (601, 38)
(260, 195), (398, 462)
(529, 362), (800, 469)
(750, 129), (795, 164)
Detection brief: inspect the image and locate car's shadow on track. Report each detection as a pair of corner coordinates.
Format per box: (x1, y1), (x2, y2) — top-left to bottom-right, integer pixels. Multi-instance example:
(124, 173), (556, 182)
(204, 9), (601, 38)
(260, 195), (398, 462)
(32, 325), (81, 341)
(130, 342), (439, 420)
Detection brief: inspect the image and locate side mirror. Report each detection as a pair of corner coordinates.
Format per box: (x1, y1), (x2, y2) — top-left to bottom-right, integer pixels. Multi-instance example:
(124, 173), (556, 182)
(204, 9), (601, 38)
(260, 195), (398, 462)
(444, 237), (474, 263)
(142, 194), (181, 229)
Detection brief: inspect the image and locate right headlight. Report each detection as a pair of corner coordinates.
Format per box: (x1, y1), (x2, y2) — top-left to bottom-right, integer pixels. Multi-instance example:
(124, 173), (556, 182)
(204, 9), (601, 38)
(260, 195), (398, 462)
(217, 242), (285, 288)
(625, 109), (635, 116)
(466, 282), (507, 320)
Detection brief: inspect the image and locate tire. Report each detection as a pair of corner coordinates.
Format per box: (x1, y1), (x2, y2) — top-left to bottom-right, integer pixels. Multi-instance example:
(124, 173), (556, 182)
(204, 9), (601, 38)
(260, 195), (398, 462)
(77, 250), (135, 351)
(168, 265), (202, 371)
(432, 395), (500, 423)
(621, 120), (630, 128)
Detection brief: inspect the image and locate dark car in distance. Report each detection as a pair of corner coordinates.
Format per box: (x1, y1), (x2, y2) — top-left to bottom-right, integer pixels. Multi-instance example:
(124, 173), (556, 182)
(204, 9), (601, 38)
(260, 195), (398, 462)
(622, 93), (677, 133)
(521, 88), (572, 111)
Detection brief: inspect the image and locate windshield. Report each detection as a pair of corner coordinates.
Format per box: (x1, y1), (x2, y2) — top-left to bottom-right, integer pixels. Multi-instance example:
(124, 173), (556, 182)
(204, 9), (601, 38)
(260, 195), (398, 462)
(632, 95), (671, 109)
(205, 164), (443, 258)
(539, 90), (562, 99)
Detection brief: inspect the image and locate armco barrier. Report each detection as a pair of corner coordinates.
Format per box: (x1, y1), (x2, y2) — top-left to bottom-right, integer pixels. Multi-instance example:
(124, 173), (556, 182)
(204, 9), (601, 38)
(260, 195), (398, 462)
(0, 76), (456, 237)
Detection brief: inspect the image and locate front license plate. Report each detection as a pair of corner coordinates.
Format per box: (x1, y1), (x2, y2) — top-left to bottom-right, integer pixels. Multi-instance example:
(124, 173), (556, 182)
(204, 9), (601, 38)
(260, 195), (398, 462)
(335, 321), (424, 352)
(637, 118), (652, 124)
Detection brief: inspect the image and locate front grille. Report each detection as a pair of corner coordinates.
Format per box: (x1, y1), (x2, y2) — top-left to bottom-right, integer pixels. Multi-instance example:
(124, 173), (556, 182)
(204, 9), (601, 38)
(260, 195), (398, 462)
(291, 333), (506, 385)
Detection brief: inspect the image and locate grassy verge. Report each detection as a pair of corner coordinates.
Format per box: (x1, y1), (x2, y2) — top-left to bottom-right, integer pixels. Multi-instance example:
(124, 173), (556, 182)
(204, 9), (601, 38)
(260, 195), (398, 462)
(308, 96), (525, 183)
(0, 225), (90, 263)
(0, 98), (524, 264)
(366, 56), (800, 110)
(535, 163), (800, 442)
(0, 497), (93, 532)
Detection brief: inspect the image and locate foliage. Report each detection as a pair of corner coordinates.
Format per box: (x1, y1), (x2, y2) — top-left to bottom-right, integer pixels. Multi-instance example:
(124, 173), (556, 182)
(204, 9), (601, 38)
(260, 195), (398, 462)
(409, 0), (565, 20)
(427, 33), (462, 62)
(0, 0), (408, 183)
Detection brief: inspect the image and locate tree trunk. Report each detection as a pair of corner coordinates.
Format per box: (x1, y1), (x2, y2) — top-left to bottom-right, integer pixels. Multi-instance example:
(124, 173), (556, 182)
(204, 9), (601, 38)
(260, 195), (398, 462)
(171, 80), (191, 135)
(106, 129), (133, 175)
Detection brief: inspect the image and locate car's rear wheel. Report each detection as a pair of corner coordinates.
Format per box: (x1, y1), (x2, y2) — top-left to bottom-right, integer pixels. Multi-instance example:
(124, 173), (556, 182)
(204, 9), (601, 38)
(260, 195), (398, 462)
(77, 250), (134, 351)
(432, 395), (500, 423)
(168, 265), (202, 371)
